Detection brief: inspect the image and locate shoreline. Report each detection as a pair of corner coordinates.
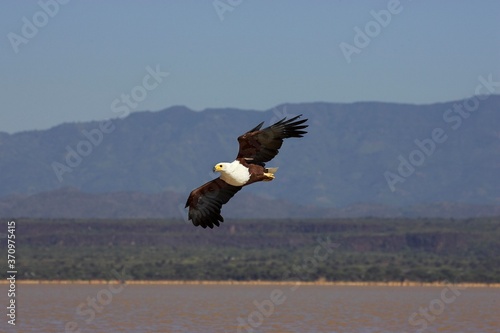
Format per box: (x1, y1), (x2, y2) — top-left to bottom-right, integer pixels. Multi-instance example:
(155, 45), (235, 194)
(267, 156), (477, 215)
(2, 280), (499, 288)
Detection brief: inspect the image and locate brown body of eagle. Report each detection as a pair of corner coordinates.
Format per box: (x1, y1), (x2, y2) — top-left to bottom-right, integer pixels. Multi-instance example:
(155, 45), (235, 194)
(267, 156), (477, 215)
(185, 115), (308, 228)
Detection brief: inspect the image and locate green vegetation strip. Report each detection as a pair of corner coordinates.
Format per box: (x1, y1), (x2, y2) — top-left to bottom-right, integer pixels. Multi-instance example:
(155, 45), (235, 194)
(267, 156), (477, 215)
(5, 217), (499, 282)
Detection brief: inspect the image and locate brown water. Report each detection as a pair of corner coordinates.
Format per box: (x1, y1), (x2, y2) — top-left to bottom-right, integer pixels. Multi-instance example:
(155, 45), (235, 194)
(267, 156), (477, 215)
(1, 284), (498, 333)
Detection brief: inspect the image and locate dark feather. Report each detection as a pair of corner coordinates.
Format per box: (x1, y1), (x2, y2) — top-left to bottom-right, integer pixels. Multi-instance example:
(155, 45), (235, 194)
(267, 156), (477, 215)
(236, 115), (308, 164)
(185, 178), (242, 228)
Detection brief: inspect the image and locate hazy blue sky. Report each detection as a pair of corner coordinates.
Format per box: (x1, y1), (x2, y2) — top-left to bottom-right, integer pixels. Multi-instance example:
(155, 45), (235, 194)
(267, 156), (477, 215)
(1, 1), (499, 133)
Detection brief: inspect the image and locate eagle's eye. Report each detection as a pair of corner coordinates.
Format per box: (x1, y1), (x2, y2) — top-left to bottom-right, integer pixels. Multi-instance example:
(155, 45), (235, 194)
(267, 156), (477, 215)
(219, 164), (223, 168)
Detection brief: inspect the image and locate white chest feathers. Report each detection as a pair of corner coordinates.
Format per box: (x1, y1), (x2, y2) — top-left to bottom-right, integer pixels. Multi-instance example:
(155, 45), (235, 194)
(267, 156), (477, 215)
(219, 160), (250, 186)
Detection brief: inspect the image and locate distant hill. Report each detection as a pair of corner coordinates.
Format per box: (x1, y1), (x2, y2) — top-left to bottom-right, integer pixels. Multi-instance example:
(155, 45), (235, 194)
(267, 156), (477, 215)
(1, 97), (499, 218)
(1, 187), (499, 219)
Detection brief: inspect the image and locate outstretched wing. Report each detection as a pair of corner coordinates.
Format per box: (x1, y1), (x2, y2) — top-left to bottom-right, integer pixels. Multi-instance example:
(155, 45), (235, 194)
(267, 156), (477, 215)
(236, 115), (308, 164)
(185, 178), (242, 228)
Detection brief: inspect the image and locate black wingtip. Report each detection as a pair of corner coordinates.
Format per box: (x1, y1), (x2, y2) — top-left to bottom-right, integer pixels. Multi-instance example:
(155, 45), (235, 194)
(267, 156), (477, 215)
(274, 114), (309, 138)
(190, 215), (224, 229)
(247, 121), (265, 133)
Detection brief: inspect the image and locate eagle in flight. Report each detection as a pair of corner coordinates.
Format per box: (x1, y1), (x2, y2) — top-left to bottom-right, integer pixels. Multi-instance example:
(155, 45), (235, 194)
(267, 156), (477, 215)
(185, 115), (308, 228)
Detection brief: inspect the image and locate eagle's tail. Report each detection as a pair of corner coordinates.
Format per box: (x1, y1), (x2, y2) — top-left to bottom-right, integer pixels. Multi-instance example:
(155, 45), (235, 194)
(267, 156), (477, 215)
(266, 167), (278, 174)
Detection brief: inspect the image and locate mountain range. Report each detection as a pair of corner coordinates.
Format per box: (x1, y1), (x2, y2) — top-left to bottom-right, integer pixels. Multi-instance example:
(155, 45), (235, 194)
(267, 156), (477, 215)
(1, 96), (499, 218)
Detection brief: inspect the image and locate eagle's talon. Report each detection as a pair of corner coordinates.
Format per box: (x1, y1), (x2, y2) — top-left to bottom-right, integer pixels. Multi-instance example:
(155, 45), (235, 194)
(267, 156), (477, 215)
(263, 173), (275, 180)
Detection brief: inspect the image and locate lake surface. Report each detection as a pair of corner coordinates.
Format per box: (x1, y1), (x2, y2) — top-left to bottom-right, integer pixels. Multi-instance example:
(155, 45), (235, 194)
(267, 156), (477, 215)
(1, 283), (498, 333)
